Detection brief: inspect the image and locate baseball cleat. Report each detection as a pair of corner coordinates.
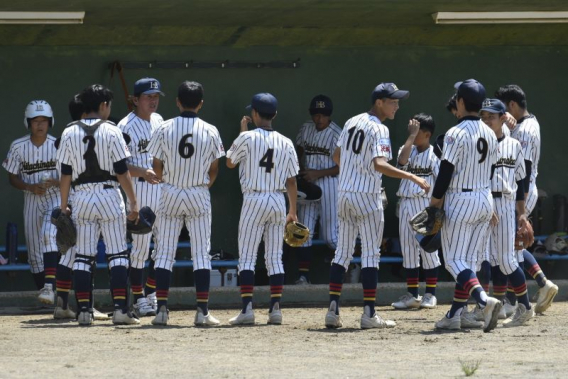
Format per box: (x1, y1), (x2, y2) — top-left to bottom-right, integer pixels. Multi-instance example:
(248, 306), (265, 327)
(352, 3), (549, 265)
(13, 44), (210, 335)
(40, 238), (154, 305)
(77, 310), (94, 326)
(112, 309), (140, 325)
(295, 276), (310, 285)
(534, 280), (558, 314)
(435, 313), (460, 330)
(133, 297), (156, 317)
(194, 308), (221, 327)
(229, 303), (255, 325)
(503, 298), (516, 318)
(92, 308), (110, 321)
(325, 301), (342, 329)
(503, 303), (534, 327)
(38, 284), (55, 305)
(460, 309), (483, 329)
(267, 303), (282, 325)
(420, 293), (437, 309)
(54, 306), (76, 320)
(498, 302), (507, 319)
(482, 297), (502, 333)
(147, 292), (158, 312)
(391, 293), (422, 309)
(152, 305), (169, 326)
(472, 305), (485, 321)
(361, 309), (396, 329)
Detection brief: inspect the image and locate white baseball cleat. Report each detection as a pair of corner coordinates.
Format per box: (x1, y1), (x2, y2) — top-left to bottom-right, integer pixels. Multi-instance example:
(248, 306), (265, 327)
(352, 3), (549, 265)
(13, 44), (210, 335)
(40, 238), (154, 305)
(325, 301), (342, 329)
(503, 303), (534, 327)
(420, 293), (437, 309)
(534, 280), (558, 314)
(435, 313), (460, 330)
(147, 292), (158, 312)
(391, 293), (422, 309)
(133, 297), (156, 317)
(194, 308), (221, 326)
(361, 307), (396, 329)
(54, 307), (76, 320)
(152, 305), (169, 326)
(482, 297), (502, 333)
(93, 308), (110, 321)
(38, 284), (55, 305)
(267, 303), (283, 325)
(498, 302), (508, 319)
(229, 303), (255, 325)
(460, 309), (483, 329)
(503, 298), (516, 318)
(295, 276), (309, 285)
(112, 310), (140, 325)
(77, 310), (94, 326)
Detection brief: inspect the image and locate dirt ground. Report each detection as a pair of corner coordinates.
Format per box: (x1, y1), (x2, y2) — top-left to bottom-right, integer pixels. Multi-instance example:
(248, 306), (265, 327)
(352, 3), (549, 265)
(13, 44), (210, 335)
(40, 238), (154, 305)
(1, 302), (566, 379)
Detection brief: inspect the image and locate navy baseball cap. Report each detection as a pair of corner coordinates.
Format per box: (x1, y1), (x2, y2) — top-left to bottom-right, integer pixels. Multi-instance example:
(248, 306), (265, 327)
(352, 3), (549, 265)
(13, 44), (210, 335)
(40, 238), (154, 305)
(454, 79), (485, 106)
(134, 78), (165, 96)
(309, 94), (333, 116)
(480, 98), (506, 114)
(246, 93), (278, 114)
(371, 82), (409, 103)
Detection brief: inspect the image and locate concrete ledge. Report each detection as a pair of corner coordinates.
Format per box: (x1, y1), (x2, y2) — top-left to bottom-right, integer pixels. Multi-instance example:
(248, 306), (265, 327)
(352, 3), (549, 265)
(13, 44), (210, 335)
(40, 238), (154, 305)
(1, 280), (566, 312)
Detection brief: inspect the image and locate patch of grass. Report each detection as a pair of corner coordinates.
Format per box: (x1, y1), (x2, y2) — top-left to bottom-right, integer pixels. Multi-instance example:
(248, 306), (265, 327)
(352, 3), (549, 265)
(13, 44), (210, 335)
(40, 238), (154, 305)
(459, 359), (481, 377)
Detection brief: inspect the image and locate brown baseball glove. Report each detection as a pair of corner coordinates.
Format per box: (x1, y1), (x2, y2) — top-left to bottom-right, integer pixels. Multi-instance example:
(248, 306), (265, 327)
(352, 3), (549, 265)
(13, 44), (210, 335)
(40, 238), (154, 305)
(515, 221), (535, 250)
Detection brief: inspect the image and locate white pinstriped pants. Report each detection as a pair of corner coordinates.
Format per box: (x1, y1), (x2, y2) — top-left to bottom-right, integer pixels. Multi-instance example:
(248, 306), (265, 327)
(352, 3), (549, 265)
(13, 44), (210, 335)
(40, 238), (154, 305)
(485, 197), (519, 275)
(237, 192), (286, 275)
(153, 184), (212, 272)
(398, 197), (441, 270)
(332, 191), (384, 270)
(297, 176), (338, 249)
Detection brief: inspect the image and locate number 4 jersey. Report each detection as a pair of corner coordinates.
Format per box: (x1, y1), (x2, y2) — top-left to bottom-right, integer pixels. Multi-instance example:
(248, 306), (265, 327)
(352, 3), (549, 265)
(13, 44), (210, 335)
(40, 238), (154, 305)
(337, 112), (392, 194)
(226, 128), (299, 193)
(147, 112), (225, 188)
(442, 116), (499, 191)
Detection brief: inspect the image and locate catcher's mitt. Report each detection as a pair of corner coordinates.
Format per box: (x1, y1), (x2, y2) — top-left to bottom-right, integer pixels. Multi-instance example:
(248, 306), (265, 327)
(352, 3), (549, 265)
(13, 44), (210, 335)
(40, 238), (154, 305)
(127, 206), (156, 235)
(409, 207), (445, 236)
(284, 221), (310, 247)
(50, 207), (77, 254)
(515, 221), (535, 250)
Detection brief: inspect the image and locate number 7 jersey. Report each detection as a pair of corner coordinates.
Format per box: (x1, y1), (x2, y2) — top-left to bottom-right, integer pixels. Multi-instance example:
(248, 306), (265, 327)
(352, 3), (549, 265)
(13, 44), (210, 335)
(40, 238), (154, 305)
(337, 112), (392, 193)
(226, 128), (299, 193)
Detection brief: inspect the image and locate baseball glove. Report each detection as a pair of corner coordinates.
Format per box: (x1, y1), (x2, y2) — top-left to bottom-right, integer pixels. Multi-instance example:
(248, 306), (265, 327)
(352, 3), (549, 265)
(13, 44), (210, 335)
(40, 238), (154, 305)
(50, 207), (77, 254)
(284, 221), (310, 247)
(409, 207), (445, 236)
(127, 206), (156, 235)
(515, 221), (535, 250)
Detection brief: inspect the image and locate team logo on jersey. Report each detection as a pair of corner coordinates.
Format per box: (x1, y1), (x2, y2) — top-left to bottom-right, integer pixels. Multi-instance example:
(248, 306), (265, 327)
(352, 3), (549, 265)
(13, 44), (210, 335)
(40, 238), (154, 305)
(229, 143), (236, 152)
(150, 81), (159, 89)
(138, 138), (150, 153)
(495, 156), (516, 168)
(445, 136), (455, 144)
(304, 143), (330, 156)
(379, 138), (391, 153)
(21, 160), (56, 175)
(409, 165), (433, 177)
(315, 101), (326, 109)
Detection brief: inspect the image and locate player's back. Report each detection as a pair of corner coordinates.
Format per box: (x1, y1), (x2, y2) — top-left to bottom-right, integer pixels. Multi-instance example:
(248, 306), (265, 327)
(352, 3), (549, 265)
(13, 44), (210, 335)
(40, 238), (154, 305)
(338, 112), (391, 194)
(233, 128), (297, 193)
(153, 115), (221, 188)
(443, 117), (498, 191)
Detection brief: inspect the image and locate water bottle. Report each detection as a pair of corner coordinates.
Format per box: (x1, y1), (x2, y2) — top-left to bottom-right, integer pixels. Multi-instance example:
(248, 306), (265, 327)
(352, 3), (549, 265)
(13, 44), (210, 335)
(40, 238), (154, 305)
(6, 222), (17, 264)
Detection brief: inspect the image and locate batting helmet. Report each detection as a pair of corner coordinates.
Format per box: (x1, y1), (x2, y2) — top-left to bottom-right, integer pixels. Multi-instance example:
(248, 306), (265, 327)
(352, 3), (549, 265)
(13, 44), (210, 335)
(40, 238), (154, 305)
(297, 176), (322, 204)
(24, 100), (54, 129)
(127, 206), (156, 235)
(415, 232), (441, 253)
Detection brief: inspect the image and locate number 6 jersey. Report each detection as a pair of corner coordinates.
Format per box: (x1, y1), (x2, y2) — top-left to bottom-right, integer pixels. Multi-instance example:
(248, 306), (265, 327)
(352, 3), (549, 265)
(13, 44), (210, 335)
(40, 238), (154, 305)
(337, 112), (392, 194)
(147, 112), (225, 188)
(226, 128), (299, 193)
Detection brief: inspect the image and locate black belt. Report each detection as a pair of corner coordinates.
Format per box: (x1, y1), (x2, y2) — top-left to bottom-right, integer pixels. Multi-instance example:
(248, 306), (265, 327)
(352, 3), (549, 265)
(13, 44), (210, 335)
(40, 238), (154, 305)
(103, 185), (114, 189)
(492, 192), (502, 198)
(138, 177), (145, 182)
(462, 189), (472, 192)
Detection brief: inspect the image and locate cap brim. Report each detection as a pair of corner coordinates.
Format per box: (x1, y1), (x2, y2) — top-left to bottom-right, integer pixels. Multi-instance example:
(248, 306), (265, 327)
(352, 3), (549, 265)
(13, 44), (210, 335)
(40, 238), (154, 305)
(389, 90), (409, 100)
(454, 81), (463, 89)
(137, 90), (165, 96)
(480, 107), (500, 114)
(245, 105), (252, 112)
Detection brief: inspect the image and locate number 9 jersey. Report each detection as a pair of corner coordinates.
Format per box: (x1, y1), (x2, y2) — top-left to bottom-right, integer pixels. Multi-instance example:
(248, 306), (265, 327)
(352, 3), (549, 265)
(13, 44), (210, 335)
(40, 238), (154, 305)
(337, 112), (392, 194)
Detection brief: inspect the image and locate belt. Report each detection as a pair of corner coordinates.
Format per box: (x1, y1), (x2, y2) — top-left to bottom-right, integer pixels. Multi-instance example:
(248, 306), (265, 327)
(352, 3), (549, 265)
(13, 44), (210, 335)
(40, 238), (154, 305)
(138, 177), (145, 182)
(462, 189), (472, 192)
(103, 185), (115, 189)
(491, 192), (503, 198)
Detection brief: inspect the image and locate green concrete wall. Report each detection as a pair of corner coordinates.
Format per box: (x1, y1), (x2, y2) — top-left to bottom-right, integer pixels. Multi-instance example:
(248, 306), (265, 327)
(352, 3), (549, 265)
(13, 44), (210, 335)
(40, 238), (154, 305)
(1, 45), (566, 255)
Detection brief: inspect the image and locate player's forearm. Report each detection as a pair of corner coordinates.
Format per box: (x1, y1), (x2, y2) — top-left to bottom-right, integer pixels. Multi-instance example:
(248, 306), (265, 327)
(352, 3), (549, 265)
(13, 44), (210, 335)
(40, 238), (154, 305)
(208, 160), (219, 188)
(60, 174), (72, 209)
(397, 135), (416, 166)
(373, 158), (414, 180)
(152, 158), (164, 180)
(117, 172), (138, 212)
(127, 163), (147, 178)
(515, 200), (527, 220)
(332, 147), (341, 166)
(285, 177), (298, 216)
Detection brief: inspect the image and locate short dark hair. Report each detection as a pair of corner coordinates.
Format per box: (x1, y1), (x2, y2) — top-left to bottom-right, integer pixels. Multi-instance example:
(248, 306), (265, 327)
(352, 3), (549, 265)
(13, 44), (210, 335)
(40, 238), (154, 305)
(68, 94), (84, 121)
(495, 84), (527, 109)
(79, 84), (113, 114)
(178, 81), (203, 109)
(413, 113), (435, 135)
(445, 94), (457, 113)
(257, 110), (276, 120)
(457, 94), (482, 113)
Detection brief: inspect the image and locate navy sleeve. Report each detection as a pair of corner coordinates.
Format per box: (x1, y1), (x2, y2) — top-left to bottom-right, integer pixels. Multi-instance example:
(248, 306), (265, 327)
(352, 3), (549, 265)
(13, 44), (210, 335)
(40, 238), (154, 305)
(432, 160), (455, 199)
(524, 160), (532, 193)
(61, 163), (72, 175)
(113, 158), (128, 175)
(516, 180), (525, 201)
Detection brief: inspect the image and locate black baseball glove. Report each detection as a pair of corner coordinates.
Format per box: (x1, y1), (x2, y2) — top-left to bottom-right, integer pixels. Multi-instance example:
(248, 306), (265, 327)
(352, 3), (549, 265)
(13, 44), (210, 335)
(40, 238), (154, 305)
(50, 207), (77, 254)
(127, 206), (156, 235)
(409, 207), (445, 236)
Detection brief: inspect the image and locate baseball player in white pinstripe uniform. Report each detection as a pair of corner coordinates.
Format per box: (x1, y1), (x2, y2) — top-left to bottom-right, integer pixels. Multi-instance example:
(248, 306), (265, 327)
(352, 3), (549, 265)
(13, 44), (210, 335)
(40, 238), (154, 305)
(324, 83), (430, 329)
(3, 100), (60, 305)
(294, 95), (341, 284)
(118, 78), (164, 317)
(392, 113), (441, 310)
(58, 84), (140, 326)
(431, 79), (503, 332)
(477, 98), (534, 327)
(148, 81), (225, 326)
(495, 85), (558, 314)
(226, 93), (299, 326)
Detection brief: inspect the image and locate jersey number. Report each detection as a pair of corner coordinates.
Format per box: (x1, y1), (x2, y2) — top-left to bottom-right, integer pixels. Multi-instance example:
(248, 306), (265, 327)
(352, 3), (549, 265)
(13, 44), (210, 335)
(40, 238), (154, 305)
(346, 127), (365, 154)
(259, 149), (274, 173)
(178, 134), (194, 159)
(477, 137), (488, 163)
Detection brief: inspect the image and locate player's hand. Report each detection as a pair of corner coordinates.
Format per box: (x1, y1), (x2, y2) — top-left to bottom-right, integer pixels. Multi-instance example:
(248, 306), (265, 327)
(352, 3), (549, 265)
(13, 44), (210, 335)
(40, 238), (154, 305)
(407, 119), (420, 136)
(411, 175), (430, 192)
(490, 211), (499, 226)
(286, 212), (298, 225)
(300, 169), (320, 182)
(241, 116), (252, 132)
(504, 112), (517, 130)
(61, 206), (72, 216)
(43, 178), (59, 188)
(144, 169), (160, 184)
(127, 209), (139, 223)
(28, 183), (47, 195)
(517, 213), (529, 232)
